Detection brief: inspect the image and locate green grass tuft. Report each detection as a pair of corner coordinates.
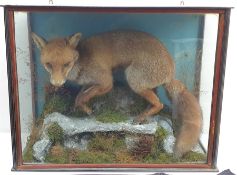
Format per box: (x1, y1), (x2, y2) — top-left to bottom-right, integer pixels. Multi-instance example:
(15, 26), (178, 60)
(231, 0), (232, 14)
(22, 127), (40, 163)
(88, 133), (126, 153)
(40, 94), (73, 120)
(152, 126), (169, 154)
(75, 151), (115, 164)
(45, 145), (68, 164)
(22, 145), (34, 162)
(47, 122), (64, 144)
(96, 110), (129, 123)
(182, 151), (207, 162)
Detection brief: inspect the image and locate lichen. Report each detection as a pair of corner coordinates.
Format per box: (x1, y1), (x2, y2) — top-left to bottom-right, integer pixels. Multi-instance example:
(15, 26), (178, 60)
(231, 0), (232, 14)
(47, 122), (64, 144)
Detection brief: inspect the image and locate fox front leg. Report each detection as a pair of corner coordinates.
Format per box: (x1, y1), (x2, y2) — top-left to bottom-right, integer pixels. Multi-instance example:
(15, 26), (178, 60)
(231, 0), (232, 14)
(74, 86), (94, 115)
(74, 84), (112, 115)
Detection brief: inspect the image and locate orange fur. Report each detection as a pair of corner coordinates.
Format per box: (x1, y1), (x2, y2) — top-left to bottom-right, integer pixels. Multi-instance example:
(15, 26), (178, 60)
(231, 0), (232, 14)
(164, 80), (202, 157)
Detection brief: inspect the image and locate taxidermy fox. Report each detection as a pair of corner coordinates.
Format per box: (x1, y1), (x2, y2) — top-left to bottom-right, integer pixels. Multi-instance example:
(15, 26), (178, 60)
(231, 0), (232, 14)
(32, 30), (202, 157)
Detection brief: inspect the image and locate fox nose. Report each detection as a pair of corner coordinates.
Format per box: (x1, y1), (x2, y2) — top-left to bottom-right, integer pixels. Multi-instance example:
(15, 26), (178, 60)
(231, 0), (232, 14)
(50, 79), (66, 87)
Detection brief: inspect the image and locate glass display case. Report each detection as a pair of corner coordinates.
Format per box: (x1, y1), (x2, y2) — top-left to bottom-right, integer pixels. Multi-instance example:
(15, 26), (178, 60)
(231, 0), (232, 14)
(4, 5), (230, 171)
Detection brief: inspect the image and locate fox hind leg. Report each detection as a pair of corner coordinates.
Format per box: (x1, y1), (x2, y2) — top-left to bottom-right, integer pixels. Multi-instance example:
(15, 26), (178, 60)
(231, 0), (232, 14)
(135, 89), (164, 123)
(125, 65), (164, 123)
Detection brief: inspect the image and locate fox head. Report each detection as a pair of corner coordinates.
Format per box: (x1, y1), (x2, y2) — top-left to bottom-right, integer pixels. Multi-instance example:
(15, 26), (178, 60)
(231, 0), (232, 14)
(32, 33), (81, 87)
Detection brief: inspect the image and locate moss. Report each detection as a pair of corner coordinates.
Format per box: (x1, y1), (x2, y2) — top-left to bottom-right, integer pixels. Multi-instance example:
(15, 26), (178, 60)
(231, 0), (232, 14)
(153, 126), (169, 154)
(40, 84), (149, 120)
(68, 149), (81, 164)
(47, 122), (64, 144)
(130, 135), (154, 159)
(96, 110), (129, 123)
(144, 152), (174, 164)
(181, 151), (207, 163)
(158, 153), (176, 163)
(41, 84), (76, 118)
(22, 134), (35, 162)
(81, 85), (148, 118)
(22, 127), (40, 162)
(155, 126), (169, 141)
(115, 151), (137, 164)
(75, 151), (115, 164)
(88, 133), (126, 153)
(128, 129), (171, 163)
(144, 151), (206, 164)
(142, 126), (174, 163)
(23, 144), (34, 162)
(45, 145), (68, 164)
(41, 94), (72, 118)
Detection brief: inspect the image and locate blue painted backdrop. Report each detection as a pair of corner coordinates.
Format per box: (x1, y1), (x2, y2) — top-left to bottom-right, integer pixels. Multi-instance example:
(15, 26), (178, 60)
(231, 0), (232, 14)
(30, 12), (204, 117)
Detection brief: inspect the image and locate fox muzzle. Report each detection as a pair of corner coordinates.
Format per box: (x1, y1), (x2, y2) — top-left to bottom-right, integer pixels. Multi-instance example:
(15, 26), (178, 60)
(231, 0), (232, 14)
(50, 78), (66, 87)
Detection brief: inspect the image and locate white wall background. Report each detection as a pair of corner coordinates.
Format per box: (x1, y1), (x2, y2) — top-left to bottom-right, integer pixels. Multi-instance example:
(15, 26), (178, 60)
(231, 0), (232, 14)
(0, 1), (237, 174)
(14, 12), (34, 152)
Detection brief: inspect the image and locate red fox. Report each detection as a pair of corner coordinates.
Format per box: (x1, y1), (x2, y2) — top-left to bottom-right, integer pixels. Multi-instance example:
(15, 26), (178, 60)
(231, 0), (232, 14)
(32, 30), (202, 157)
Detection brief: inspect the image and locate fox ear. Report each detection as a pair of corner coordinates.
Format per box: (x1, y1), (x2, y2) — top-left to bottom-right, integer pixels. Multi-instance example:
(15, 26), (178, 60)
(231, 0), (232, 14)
(31, 32), (47, 50)
(68, 33), (81, 48)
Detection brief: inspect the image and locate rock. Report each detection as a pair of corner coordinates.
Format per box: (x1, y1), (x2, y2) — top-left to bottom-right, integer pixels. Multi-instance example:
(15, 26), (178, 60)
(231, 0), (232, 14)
(33, 138), (52, 162)
(156, 118), (173, 134)
(63, 134), (91, 150)
(155, 117), (176, 153)
(163, 135), (176, 154)
(43, 112), (158, 135)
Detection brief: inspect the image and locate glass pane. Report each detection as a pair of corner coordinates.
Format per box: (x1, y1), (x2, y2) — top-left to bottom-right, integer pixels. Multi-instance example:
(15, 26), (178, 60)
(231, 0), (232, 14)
(14, 11), (219, 165)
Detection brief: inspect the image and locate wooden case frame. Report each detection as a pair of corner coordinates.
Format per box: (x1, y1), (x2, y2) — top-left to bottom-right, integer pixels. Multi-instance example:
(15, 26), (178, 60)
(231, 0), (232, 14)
(4, 6), (230, 172)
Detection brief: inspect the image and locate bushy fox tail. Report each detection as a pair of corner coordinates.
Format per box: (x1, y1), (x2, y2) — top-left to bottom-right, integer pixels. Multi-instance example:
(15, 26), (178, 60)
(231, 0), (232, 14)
(164, 79), (202, 158)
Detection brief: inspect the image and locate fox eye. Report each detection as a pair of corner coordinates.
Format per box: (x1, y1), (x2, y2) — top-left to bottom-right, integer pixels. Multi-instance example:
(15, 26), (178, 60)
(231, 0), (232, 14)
(45, 62), (52, 70)
(63, 62), (71, 68)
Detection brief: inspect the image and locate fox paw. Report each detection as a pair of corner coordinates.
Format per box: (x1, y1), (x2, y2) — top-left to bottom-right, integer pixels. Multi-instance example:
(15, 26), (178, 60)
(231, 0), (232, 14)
(73, 104), (93, 116)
